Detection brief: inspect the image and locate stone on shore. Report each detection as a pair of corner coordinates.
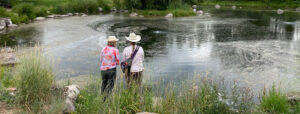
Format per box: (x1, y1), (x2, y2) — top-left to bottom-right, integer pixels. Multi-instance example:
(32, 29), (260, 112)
(0, 19), (5, 31)
(296, 7), (300, 12)
(129, 12), (138, 17)
(0, 48), (19, 66)
(35, 17), (46, 21)
(47, 15), (55, 18)
(197, 10), (203, 15)
(192, 5), (197, 9)
(64, 85), (80, 113)
(98, 7), (103, 12)
(193, 9), (197, 12)
(81, 14), (87, 17)
(215, 4), (221, 9)
(232, 5), (236, 10)
(165, 13), (173, 18)
(277, 9), (284, 15)
(67, 13), (73, 16)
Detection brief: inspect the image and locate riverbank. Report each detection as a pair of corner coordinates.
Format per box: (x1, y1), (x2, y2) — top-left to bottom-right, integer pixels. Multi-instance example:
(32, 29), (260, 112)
(199, 1), (300, 9)
(1, 50), (300, 113)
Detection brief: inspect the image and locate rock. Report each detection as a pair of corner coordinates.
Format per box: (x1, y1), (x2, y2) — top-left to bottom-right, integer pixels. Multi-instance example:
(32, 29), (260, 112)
(129, 12), (138, 17)
(240, 7), (242, 9)
(81, 14), (87, 17)
(277, 9), (284, 15)
(124, 10), (129, 13)
(232, 5), (236, 10)
(192, 5), (197, 9)
(67, 13), (73, 16)
(61, 15), (69, 17)
(64, 85), (80, 113)
(165, 13), (173, 18)
(54, 15), (63, 19)
(98, 7), (103, 12)
(288, 92), (300, 105)
(4, 18), (13, 27)
(46, 10), (51, 14)
(197, 10), (203, 15)
(7, 24), (17, 28)
(296, 7), (300, 12)
(139, 15), (144, 18)
(35, 17), (46, 21)
(47, 15), (55, 18)
(193, 9), (197, 12)
(74, 13), (79, 16)
(0, 19), (6, 31)
(215, 4), (221, 9)
(0, 48), (19, 66)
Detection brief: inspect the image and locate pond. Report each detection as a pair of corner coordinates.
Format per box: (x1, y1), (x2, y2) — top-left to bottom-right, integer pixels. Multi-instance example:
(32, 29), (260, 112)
(1, 9), (300, 92)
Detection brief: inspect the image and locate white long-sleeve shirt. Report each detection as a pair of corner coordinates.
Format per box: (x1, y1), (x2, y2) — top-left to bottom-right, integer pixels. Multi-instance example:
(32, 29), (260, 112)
(122, 45), (144, 72)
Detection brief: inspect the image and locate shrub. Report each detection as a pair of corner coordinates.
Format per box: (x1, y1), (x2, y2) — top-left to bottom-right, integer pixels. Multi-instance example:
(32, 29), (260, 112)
(0, 7), (9, 17)
(34, 6), (49, 17)
(12, 3), (36, 19)
(260, 86), (289, 113)
(15, 50), (55, 112)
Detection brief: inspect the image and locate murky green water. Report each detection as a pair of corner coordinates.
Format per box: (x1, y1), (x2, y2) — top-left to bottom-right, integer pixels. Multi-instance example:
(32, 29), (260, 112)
(1, 9), (300, 92)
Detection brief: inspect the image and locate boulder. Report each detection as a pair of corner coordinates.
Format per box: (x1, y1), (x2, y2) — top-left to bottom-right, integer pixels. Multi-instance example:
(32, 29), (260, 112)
(98, 7), (103, 12)
(139, 15), (144, 18)
(7, 24), (17, 28)
(54, 15), (63, 19)
(193, 9), (197, 12)
(74, 13), (79, 16)
(277, 9), (284, 15)
(129, 12), (138, 17)
(67, 13), (73, 16)
(0, 48), (19, 66)
(4, 18), (13, 27)
(0, 19), (6, 31)
(35, 17), (46, 21)
(197, 10), (203, 15)
(215, 4), (221, 9)
(47, 15), (55, 18)
(296, 7), (300, 12)
(232, 5), (236, 10)
(64, 85), (80, 113)
(165, 13), (173, 18)
(61, 15), (69, 17)
(81, 14), (87, 17)
(192, 5), (197, 9)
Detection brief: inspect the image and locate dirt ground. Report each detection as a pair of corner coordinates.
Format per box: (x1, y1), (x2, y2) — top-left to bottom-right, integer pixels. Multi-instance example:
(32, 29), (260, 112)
(0, 102), (17, 114)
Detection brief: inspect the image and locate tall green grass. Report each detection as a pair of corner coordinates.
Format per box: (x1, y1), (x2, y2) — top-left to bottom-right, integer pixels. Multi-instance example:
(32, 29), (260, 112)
(15, 50), (55, 112)
(260, 85), (289, 113)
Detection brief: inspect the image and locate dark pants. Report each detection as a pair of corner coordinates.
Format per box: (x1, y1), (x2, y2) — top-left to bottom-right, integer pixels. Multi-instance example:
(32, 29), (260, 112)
(101, 68), (116, 94)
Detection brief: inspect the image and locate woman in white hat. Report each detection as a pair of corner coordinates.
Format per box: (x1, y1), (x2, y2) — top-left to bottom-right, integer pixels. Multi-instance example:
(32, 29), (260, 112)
(122, 33), (144, 87)
(100, 36), (120, 99)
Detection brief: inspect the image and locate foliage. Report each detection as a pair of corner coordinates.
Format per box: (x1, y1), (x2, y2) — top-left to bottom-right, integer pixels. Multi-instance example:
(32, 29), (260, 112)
(137, 9), (195, 17)
(12, 3), (36, 20)
(15, 50), (55, 112)
(260, 86), (289, 113)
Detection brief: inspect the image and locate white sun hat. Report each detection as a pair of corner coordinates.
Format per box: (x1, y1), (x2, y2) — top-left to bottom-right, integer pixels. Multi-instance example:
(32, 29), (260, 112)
(107, 36), (119, 42)
(125, 33), (141, 42)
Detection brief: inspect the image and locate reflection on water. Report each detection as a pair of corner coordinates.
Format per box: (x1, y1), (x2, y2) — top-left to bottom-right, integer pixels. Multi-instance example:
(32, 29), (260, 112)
(0, 10), (300, 92)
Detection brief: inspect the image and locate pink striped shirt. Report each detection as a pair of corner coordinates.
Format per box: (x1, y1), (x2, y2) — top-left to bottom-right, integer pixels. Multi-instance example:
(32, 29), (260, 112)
(100, 46), (120, 71)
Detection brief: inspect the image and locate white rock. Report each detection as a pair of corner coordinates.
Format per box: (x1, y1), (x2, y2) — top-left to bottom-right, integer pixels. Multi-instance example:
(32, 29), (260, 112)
(65, 85), (80, 99)
(61, 15), (69, 17)
(139, 15), (144, 18)
(67, 13), (73, 16)
(0, 19), (5, 30)
(8, 24), (17, 27)
(64, 98), (75, 112)
(98, 7), (103, 12)
(0, 26), (4, 31)
(74, 13), (79, 15)
(192, 5), (197, 9)
(46, 10), (51, 14)
(240, 7), (242, 9)
(296, 7), (300, 12)
(232, 5), (236, 10)
(81, 14), (87, 17)
(4, 18), (13, 26)
(193, 9), (197, 12)
(35, 17), (46, 21)
(197, 10), (203, 15)
(47, 15), (55, 18)
(129, 12), (138, 17)
(215, 4), (221, 9)
(277, 9), (284, 15)
(165, 13), (173, 18)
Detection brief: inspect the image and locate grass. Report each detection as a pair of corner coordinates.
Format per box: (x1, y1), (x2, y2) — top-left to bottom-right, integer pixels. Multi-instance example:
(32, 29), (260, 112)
(136, 9), (196, 17)
(14, 49), (56, 112)
(260, 85), (289, 113)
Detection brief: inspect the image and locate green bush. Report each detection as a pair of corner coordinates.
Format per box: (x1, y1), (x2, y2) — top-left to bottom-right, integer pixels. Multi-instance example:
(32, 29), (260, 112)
(12, 3), (36, 19)
(0, 7), (9, 17)
(34, 6), (49, 17)
(15, 50), (55, 112)
(260, 86), (289, 113)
